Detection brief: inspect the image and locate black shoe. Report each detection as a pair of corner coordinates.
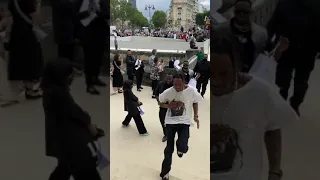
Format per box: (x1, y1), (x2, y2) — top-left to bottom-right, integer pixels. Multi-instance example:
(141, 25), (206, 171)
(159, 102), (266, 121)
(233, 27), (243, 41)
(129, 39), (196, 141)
(137, 88), (141, 92)
(93, 79), (106, 86)
(25, 89), (42, 100)
(87, 86), (100, 95)
(161, 174), (169, 180)
(152, 95), (156, 98)
(177, 151), (183, 158)
(162, 136), (167, 142)
(290, 100), (301, 117)
(140, 87), (144, 89)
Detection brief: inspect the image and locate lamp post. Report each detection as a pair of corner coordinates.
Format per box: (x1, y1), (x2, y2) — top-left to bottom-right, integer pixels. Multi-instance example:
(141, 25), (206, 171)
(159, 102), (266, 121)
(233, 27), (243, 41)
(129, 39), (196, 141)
(145, 5), (155, 24)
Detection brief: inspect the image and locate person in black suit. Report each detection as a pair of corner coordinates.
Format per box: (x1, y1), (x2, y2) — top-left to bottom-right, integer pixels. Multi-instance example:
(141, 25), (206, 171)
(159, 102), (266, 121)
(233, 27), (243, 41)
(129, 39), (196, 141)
(122, 80), (148, 135)
(134, 55), (144, 91)
(42, 59), (104, 180)
(76, 0), (109, 95)
(125, 50), (135, 81)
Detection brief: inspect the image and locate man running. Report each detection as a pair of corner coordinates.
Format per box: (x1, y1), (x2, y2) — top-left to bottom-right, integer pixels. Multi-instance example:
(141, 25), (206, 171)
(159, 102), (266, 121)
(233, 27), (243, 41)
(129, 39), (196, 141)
(159, 73), (203, 180)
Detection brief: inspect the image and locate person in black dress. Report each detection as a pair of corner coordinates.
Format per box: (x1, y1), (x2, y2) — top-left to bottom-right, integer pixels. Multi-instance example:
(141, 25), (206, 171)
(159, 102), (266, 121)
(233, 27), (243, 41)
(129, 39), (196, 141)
(125, 50), (135, 81)
(112, 54), (123, 93)
(7, 0), (43, 99)
(122, 80), (148, 136)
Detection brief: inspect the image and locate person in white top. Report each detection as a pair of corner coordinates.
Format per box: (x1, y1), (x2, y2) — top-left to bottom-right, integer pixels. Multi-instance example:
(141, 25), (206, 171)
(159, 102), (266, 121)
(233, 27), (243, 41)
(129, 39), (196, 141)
(159, 73), (203, 180)
(211, 37), (298, 180)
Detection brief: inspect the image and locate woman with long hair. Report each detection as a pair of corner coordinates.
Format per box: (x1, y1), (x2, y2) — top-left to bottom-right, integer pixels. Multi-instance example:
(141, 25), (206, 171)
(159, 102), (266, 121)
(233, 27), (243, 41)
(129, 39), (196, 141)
(210, 37), (298, 180)
(112, 53), (123, 94)
(122, 80), (148, 136)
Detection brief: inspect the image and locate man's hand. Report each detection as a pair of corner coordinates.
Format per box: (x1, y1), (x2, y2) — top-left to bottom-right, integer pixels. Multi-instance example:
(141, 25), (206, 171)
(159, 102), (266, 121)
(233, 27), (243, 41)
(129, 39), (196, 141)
(88, 124), (98, 136)
(278, 38), (289, 52)
(167, 100), (183, 109)
(196, 73), (201, 79)
(194, 115), (199, 129)
(88, 3), (97, 13)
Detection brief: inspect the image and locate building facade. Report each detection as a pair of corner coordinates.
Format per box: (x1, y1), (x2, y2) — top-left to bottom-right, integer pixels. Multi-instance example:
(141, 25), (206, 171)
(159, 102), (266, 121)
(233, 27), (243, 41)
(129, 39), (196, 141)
(129, 0), (137, 9)
(167, 0), (199, 29)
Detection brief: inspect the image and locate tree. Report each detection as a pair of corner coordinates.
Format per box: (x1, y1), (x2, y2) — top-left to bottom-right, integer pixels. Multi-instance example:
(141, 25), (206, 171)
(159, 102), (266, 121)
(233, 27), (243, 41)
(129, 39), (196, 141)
(117, 0), (134, 28)
(129, 9), (149, 28)
(151, 10), (167, 28)
(110, 0), (120, 25)
(195, 10), (210, 26)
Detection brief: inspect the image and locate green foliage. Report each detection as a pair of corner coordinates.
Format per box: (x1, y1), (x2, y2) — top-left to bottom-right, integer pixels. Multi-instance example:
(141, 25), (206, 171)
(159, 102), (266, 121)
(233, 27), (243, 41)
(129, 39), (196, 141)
(151, 10), (167, 28)
(195, 10), (210, 26)
(110, 0), (148, 28)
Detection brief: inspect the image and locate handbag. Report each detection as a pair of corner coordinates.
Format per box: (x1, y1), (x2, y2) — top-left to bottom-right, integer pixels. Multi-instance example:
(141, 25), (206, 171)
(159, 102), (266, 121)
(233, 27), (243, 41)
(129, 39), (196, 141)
(188, 78), (197, 89)
(249, 43), (279, 89)
(13, 0), (47, 41)
(87, 140), (110, 170)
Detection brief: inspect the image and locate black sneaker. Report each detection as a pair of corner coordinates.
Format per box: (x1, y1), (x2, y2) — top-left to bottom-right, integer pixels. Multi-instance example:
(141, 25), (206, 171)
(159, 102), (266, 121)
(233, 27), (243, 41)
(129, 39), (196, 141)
(152, 95), (156, 98)
(177, 151), (183, 158)
(137, 88), (141, 92)
(140, 87), (144, 89)
(162, 136), (167, 142)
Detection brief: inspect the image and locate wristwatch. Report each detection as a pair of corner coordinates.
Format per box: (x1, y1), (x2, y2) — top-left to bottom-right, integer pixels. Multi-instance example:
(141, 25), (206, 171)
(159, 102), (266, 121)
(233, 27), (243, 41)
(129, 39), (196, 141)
(269, 170), (283, 179)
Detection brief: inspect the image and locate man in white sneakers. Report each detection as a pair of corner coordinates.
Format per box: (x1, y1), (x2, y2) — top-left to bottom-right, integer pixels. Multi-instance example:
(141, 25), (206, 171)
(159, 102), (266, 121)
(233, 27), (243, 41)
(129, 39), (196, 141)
(159, 73), (203, 180)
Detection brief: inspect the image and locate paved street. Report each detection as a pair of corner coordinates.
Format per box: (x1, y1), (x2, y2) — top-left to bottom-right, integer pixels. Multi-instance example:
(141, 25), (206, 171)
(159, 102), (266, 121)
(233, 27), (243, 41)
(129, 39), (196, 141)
(0, 77), (110, 180)
(110, 85), (210, 180)
(110, 36), (205, 51)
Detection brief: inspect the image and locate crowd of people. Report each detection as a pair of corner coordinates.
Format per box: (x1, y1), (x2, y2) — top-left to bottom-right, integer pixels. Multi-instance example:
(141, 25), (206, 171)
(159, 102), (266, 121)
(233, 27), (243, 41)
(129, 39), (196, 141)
(211, 0), (319, 179)
(110, 45), (210, 179)
(0, 0), (108, 179)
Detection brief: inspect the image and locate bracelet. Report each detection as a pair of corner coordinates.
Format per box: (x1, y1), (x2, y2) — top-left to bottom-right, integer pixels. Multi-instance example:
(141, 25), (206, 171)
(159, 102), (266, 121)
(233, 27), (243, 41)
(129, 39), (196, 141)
(269, 170), (283, 179)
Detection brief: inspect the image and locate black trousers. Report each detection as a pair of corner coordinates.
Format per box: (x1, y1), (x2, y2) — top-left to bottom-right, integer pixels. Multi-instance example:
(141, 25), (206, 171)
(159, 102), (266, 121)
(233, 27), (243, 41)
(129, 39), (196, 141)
(159, 108), (167, 136)
(58, 42), (74, 62)
(275, 48), (316, 107)
(127, 74), (134, 81)
(122, 113), (147, 134)
(196, 78), (209, 96)
(151, 80), (159, 95)
(135, 71), (143, 89)
(160, 124), (190, 177)
(49, 158), (101, 180)
(83, 42), (104, 86)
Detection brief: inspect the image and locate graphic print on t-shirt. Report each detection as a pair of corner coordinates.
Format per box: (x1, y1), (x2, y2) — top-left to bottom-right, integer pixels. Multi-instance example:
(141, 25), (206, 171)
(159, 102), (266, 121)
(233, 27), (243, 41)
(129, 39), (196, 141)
(211, 124), (243, 173)
(169, 103), (186, 117)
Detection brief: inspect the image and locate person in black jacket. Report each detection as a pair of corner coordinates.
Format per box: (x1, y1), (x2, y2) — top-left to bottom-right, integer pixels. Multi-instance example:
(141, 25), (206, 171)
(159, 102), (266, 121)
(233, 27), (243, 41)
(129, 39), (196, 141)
(125, 50), (135, 81)
(267, 0), (319, 116)
(134, 55), (144, 91)
(76, 0), (108, 95)
(154, 75), (173, 142)
(194, 54), (210, 97)
(122, 80), (148, 136)
(42, 59), (104, 180)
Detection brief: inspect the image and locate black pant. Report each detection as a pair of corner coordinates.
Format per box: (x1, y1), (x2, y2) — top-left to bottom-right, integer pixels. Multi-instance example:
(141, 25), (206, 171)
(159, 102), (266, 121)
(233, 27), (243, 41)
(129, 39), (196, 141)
(49, 158), (101, 180)
(127, 74), (134, 81)
(83, 42), (104, 86)
(58, 42), (74, 62)
(196, 78), (209, 96)
(275, 48), (315, 107)
(160, 124), (190, 177)
(151, 80), (159, 95)
(159, 108), (167, 136)
(122, 113), (147, 134)
(136, 71), (143, 89)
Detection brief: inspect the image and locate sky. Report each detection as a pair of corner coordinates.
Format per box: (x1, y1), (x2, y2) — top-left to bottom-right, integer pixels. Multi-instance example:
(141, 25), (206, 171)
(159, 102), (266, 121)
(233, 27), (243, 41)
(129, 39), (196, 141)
(136, 0), (210, 18)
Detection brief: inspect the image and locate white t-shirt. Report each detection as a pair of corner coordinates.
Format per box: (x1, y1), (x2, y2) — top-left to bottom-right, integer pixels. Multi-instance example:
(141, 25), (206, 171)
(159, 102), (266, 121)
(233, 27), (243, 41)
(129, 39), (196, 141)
(211, 76), (298, 180)
(159, 86), (203, 125)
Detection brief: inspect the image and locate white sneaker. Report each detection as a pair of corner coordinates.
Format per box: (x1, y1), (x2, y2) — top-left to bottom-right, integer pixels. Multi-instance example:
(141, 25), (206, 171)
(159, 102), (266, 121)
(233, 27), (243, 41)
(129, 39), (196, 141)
(162, 173), (169, 180)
